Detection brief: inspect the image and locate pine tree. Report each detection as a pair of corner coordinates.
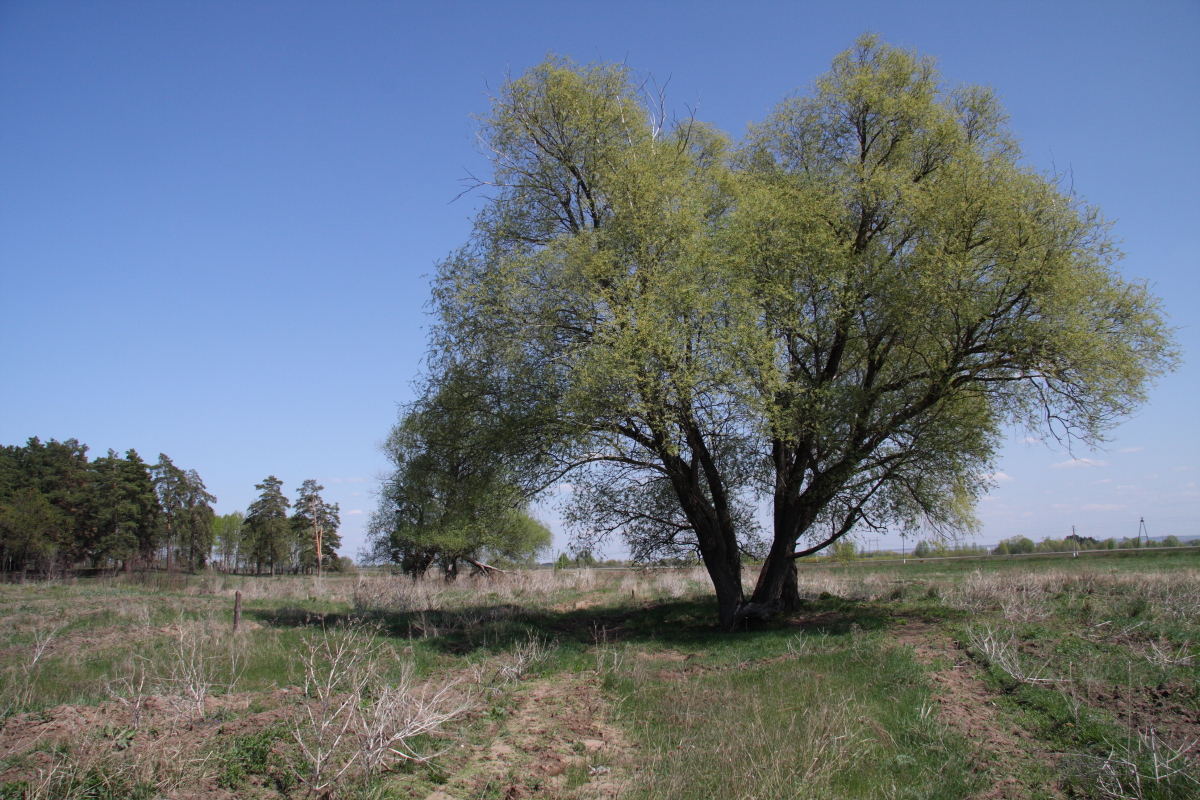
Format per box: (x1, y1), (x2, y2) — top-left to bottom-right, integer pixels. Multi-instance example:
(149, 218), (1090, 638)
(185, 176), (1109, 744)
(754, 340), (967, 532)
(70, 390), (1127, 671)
(151, 454), (188, 572)
(178, 469), (216, 571)
(90, 450), (141, 568)
(246, 476), (290, 575)
(291, 480), (340, 576)
(120, 450), (160, 569)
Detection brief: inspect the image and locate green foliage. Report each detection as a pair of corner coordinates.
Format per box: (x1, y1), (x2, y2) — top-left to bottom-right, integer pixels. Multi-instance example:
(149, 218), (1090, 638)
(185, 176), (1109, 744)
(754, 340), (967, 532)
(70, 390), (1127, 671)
(245, 476), (291, 575)
(993, 537), (1036, 556)
(216, 722), (290, 789)
(832, 539), (857, 562)
(151, 454), (216, 572)
(366, 378), (552, 577)
(0, 486), (68, 574)
(291, 479), (342, 573)
(392, 36), (1178, 626)
(212, 511), (245, 571)
(0, 438), (218, 574)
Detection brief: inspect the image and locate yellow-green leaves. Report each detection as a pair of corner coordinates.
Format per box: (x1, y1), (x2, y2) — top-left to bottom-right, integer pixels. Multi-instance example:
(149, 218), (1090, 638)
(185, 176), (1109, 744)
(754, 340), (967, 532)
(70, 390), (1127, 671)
(405, 39), (1177, 621)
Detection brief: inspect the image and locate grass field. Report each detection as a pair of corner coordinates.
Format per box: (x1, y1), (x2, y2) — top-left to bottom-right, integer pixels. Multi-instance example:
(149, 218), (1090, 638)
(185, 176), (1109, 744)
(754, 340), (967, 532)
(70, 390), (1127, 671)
(1, 552), (1199, 799)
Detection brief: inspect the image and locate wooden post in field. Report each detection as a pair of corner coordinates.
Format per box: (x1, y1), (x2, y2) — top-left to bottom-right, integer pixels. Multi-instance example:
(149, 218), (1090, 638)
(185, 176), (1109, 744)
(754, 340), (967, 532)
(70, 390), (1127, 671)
(233, 590), (242, 632)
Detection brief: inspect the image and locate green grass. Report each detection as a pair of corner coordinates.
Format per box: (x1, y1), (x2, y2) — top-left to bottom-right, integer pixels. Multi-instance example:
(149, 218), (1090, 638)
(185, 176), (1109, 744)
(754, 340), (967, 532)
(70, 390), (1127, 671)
(3, 556), (1200, 798)
(617, 630), (983, 799)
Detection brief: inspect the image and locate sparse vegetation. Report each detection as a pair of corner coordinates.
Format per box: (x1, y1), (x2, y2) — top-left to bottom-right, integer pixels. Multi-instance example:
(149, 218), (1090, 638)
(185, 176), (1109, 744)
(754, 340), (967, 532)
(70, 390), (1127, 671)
(1, 552), (1198, 797)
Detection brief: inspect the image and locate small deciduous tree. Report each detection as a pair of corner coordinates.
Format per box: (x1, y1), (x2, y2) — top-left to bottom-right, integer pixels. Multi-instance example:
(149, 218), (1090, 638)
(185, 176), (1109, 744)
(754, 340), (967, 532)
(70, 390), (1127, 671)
(0, 487), (67, 577)
(213, 511), (245, 572)
(366, 380), (552, 578)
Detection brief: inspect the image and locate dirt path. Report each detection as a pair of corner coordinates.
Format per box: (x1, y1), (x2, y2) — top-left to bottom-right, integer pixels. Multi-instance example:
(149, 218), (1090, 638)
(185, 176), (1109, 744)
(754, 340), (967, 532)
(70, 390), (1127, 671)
(425, 672), (629, 800)
(892, 622), (1065, 799)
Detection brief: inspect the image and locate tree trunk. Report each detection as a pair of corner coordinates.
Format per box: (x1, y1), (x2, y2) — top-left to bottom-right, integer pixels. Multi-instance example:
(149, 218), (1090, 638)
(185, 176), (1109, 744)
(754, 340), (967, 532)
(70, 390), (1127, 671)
(749, 538), (799, 610)
(781, 559), (801, 610)
(708, 558), (745, 631)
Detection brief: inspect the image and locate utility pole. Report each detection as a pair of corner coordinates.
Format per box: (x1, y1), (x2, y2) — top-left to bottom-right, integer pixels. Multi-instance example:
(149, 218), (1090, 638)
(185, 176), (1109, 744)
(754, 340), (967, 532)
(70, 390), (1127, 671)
(1071, 525), (1078, 558)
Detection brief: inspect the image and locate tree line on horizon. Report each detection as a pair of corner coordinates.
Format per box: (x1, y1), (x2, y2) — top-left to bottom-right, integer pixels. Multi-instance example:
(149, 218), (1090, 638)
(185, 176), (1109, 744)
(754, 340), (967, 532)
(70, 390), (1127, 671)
(0, 437), (343, 577)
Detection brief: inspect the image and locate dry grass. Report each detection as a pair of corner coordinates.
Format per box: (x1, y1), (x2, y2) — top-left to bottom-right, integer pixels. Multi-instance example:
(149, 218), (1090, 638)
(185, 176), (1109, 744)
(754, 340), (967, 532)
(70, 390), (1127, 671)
(4, 556), (1200, 798)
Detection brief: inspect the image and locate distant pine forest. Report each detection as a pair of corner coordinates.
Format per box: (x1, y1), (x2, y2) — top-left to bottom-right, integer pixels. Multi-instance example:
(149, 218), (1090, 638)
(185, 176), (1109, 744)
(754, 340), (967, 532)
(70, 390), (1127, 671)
(0, 437), (343, 577)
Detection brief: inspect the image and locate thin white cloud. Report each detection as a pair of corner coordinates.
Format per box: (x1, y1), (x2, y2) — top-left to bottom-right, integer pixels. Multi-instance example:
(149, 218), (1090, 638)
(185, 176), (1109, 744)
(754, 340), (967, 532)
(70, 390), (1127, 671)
(1022, 436), (1042, 444)
(1083, 503), (1128, 511)
(1052, 458), (1109, 469)
(984, 472), (1015, 483)
(1092, 479), (1113, 484)
(347, 509), (364, 516)
(1118, 447), (1145, 453)
(1052, 503), (1072, 510)
(1172, 466), (1194, 473)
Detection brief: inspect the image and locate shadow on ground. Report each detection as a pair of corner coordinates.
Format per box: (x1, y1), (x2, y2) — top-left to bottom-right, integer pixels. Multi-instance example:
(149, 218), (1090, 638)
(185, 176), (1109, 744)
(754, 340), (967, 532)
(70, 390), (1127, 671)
(245, 591), (924, 656)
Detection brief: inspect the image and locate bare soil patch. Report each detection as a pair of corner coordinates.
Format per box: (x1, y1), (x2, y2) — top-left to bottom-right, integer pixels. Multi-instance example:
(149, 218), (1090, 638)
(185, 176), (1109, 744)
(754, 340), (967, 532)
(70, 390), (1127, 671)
(892, 622), (1066, 799)
(430, 673), (629, 800)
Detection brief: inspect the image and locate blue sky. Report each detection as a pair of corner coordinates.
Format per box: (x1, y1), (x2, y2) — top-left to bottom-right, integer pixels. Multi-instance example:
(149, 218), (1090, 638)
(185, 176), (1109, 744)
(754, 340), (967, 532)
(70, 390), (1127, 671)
(2, 1), (1197, 558)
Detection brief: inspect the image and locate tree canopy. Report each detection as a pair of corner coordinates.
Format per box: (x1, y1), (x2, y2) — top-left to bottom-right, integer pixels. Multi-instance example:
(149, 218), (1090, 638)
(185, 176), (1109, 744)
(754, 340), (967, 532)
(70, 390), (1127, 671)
(392, 36), (1177, 629)
(245, 475), (291, 575)
(366, 377), (553, 577)
(0, 438), (217, 575)
(292, 479), (342, 575)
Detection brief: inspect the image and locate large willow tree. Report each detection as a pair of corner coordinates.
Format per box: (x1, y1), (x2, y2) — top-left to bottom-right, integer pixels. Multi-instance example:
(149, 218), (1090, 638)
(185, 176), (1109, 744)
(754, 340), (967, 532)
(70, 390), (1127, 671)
(407, 36), (1176, 630)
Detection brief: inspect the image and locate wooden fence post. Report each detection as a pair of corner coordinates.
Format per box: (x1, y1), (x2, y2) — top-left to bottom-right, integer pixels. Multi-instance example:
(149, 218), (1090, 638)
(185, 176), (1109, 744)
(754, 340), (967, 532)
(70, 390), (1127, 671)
(233, 590), (242, 632)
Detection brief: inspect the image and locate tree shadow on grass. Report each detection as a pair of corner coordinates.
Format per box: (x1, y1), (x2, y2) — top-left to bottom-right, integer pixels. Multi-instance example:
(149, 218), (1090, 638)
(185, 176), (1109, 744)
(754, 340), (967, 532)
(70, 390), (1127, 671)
(246, 592), (900, 657)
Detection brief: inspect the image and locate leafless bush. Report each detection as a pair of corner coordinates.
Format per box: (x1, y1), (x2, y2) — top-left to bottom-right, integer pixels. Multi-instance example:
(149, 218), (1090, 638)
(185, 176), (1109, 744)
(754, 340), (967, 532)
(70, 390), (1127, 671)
(356, 663), (471, 775)
(966, 624), (1060, 685)
(1, 622), (61, 715)
(1066, 729), (1200, 799)
(152, 617), (243, 721)
(289, 620), (473, 795)
(353, 575), (441, 614)
(1142, 638), (1196, 667)
(495, 630), (555, 684)
(594, 644), (627, 677)
(290, 621), (379, 794)
(654, 571), (689, 597)
(104, 654), (151, 729)
(943, 571), (997, 613)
